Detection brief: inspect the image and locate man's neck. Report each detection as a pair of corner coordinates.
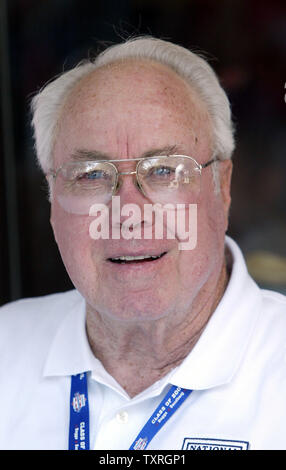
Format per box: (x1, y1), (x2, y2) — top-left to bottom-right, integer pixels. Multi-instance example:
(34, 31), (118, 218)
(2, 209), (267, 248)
(86, 261), (229, 398)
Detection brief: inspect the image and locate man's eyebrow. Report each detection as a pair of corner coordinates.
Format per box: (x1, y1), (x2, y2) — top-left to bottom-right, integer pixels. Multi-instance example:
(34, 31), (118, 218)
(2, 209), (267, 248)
(71, 145), (183, 162)
(71, 149), (112, 161)
(141, 145), (183, 158)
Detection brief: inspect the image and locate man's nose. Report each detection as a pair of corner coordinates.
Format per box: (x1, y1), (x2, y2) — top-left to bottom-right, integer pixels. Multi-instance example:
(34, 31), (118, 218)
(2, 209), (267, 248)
(115, 169), (150, 204)
(111, 173), (153, 234)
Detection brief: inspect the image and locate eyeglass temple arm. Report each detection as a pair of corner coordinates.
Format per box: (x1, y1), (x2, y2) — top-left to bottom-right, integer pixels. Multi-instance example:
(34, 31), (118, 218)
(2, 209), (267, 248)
(201, 157), (218, 169)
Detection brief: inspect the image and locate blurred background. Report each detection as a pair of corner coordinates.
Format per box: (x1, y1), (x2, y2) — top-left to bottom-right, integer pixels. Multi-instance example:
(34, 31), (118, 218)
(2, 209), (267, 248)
(1, 0), (286, 306)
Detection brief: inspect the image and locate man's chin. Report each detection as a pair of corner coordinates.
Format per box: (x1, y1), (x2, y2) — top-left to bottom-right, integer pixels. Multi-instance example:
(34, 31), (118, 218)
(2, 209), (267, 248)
(91, 295), (174, 323)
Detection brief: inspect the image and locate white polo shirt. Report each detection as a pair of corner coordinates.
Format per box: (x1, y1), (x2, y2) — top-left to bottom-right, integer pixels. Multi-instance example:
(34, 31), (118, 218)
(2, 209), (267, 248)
(0, 236), (286, 450)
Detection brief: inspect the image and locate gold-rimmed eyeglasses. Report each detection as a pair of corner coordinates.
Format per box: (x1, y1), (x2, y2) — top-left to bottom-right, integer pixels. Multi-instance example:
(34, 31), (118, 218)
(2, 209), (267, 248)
(47, 154), (218, 214)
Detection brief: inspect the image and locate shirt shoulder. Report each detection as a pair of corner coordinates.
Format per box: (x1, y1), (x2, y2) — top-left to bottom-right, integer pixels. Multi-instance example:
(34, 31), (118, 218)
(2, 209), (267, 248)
(261, 288), (286, 307)
(0, 290), (83, 374)
(0, 289), (81, 328)
(248, 287), (286, 370)
(260, 288), (286, 327)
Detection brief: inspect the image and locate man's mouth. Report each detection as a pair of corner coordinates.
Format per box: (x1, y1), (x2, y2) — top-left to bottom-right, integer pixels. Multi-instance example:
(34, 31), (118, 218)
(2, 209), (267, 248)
(108, 252), (167, 264)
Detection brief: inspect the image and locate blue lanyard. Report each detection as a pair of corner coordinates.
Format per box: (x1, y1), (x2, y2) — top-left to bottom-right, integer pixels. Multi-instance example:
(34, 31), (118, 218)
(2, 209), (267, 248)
(129, 384), (192, 449)
(69, 372), (192, 450)
(69, 373), (90, 450)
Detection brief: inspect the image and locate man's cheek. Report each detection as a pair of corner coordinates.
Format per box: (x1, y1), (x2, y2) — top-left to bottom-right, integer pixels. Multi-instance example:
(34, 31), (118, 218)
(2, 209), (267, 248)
(176, 204), (198, 251)
(52, 214), (91, 260)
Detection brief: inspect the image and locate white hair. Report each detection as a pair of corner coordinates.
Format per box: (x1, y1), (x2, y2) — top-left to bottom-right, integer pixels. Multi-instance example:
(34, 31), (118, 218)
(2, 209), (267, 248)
(31, 36), (235, 180)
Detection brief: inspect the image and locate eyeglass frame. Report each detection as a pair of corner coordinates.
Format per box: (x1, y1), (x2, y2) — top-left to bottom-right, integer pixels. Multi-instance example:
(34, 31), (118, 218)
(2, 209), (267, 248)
(47, 154), (218, 201)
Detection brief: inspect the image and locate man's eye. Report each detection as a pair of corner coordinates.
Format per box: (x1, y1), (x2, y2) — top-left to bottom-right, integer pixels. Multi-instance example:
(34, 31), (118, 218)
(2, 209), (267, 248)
(149, 166), (175, 177)
(76, 170), (105, 181)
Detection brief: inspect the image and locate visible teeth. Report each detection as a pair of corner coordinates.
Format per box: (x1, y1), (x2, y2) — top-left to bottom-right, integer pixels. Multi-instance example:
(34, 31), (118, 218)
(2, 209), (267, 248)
(111, 255), (159, 261)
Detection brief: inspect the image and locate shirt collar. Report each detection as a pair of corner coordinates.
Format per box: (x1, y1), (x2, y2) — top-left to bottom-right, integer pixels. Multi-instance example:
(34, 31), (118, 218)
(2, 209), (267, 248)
(44, 236), (262, 393)
(169, 236), (262, 390)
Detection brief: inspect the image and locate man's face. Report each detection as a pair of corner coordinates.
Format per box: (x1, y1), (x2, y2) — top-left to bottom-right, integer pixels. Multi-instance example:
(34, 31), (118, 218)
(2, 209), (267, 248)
(51, 60), (232, 322)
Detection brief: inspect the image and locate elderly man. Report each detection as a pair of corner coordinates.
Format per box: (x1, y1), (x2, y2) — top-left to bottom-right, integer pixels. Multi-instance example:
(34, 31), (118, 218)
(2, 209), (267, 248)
(0, 37), (286, 451)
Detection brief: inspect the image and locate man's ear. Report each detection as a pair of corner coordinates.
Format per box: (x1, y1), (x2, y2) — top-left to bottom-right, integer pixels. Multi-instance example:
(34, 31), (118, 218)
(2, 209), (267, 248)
(219, 159), (233, 231)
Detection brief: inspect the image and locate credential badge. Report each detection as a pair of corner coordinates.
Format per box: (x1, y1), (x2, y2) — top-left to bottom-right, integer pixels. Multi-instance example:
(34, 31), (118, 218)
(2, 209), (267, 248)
(182, 437), (249, 450)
